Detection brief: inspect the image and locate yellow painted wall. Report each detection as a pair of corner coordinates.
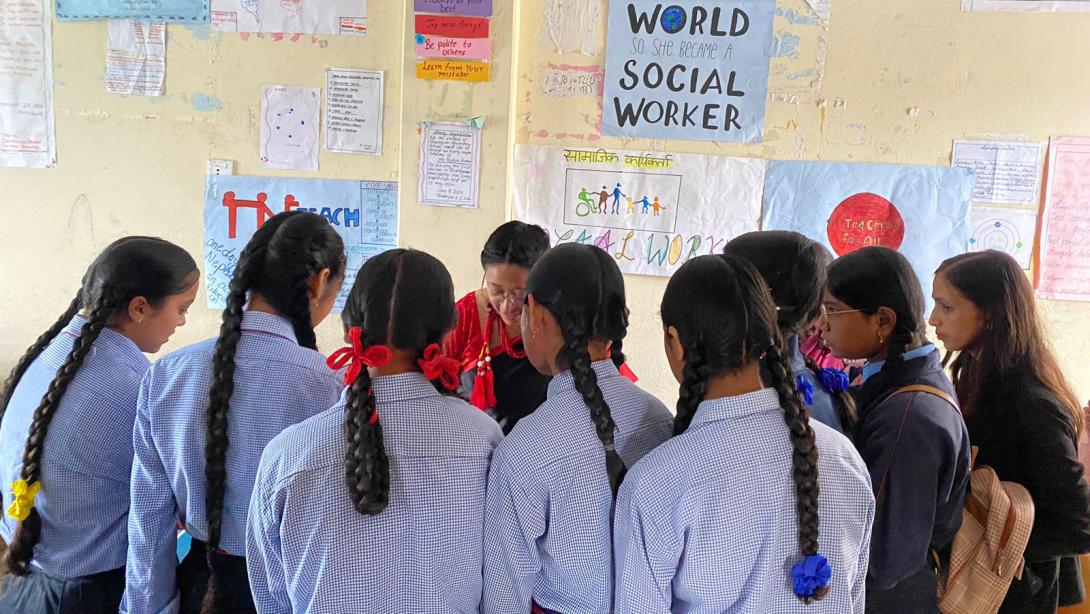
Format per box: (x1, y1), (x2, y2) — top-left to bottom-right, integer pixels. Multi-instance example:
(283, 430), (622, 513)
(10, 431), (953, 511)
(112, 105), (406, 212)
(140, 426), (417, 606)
(2, 0), (1089, 409)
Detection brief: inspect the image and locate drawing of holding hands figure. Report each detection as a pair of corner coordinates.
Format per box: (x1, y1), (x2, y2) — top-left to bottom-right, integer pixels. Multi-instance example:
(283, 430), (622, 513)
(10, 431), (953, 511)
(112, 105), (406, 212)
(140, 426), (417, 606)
(639, 195), (651, 214)
(652, 196), (665, 216)
(610, 183), (627, 214)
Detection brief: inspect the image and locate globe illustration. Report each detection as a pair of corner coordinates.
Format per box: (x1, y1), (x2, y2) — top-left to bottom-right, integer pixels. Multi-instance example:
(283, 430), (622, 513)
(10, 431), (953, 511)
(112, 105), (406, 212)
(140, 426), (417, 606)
(660, 6), (686, 33)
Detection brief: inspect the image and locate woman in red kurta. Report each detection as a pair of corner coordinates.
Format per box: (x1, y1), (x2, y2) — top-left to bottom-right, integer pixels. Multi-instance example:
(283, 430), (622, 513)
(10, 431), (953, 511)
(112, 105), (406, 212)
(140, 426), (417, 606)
(446, 222), (552, 433)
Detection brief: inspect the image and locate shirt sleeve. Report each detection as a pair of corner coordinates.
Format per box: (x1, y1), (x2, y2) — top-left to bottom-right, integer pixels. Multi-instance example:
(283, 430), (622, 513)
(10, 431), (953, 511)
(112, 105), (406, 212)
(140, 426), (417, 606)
(481, 449), (544, 614)
(613, 468), (676, 614)
(122, 371), (181, 614)
(853, 489), (875, 612)
(857, 393), (961, 591)
(246, 447), (293, 614)
(1018, 397), (1090, 561)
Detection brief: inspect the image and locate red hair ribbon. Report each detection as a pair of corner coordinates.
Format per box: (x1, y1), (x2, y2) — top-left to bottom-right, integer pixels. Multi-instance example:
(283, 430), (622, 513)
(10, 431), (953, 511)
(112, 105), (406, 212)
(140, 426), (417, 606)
(326, 327), (393, 386)
(418, 344), (461, 391)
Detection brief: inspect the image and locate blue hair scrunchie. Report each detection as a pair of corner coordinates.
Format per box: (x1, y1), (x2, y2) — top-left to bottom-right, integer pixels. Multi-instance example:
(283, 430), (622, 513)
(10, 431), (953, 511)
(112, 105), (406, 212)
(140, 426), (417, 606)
(795, 375), (814, 406)
(818, 368), (851, 394)
(791, 554), (831, 601)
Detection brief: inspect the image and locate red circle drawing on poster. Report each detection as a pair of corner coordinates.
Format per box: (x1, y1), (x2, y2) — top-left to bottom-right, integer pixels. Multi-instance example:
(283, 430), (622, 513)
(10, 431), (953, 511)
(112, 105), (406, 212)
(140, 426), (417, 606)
(826, 193), (906, 256)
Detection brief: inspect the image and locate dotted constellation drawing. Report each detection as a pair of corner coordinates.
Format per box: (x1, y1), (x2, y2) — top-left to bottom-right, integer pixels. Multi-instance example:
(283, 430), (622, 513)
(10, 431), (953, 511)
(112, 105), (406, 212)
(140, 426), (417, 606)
(970, 217), (1025, 254)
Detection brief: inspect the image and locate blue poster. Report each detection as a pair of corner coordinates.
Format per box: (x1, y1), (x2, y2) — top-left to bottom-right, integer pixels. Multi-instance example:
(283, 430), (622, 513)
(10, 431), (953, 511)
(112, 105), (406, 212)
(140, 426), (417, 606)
(204, 175), (399, 312)
(602, 0), (775, 143)
(57, 0), (208, 22)
(762, 160), (975, 304)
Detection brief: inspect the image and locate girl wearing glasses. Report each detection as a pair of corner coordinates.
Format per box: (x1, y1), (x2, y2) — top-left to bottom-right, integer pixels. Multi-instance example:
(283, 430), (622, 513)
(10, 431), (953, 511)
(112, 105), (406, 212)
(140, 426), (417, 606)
(821, 246), (971, 613)
(445, 222), (553, 433)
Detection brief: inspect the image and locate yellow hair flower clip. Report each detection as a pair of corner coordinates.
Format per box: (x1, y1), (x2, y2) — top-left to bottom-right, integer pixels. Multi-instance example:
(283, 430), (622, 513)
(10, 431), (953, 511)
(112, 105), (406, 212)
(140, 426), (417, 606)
(7, 479), (41, 522)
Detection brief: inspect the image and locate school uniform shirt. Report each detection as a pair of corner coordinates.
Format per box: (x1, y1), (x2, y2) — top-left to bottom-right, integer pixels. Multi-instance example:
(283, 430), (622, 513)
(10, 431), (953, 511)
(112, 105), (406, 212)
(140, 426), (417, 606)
(246, 372), (504, 614)
(0, 315), (149, 578)
(122, 312), (342, 614)
(788, 335), (845, 434)
(852, 345), (972, 613)
(614, 388), (874, 613)
(482, 360), (674, 614)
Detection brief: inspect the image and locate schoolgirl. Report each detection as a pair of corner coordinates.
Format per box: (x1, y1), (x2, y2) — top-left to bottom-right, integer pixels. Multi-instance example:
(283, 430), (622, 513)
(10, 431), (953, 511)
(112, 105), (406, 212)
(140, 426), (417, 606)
(246, 248), (503, 612)
(122, 211), (346, 613)
(482, 243), (673, 613)
(0, 237), (198, 613)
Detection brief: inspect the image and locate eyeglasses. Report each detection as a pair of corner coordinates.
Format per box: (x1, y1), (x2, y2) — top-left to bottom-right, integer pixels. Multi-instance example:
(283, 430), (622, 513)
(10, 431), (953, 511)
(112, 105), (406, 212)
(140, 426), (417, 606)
(820, 304), (865, 322)
(485, 286), (526, 306)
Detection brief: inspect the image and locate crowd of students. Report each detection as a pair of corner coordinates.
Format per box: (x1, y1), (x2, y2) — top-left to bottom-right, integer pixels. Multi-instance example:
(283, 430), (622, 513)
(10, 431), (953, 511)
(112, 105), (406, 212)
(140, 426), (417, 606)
(0, 212), (1087, 613)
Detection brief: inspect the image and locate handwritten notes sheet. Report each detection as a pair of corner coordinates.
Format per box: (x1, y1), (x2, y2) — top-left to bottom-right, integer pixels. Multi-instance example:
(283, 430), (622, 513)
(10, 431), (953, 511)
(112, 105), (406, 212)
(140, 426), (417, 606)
(324, 69), (382, 155)
(1038, 137), (1090, 301)
(0, 0), (54, 168)
(418, 121), (480, 208)
(953, 140), (1044, 205)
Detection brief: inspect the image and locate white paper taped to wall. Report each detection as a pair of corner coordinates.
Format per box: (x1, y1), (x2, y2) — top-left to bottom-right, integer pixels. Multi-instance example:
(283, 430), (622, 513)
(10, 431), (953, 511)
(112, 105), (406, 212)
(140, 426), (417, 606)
(544, 0), (600, 56)
(0, 0), (56, 168)
(962, 0), (1090, 12)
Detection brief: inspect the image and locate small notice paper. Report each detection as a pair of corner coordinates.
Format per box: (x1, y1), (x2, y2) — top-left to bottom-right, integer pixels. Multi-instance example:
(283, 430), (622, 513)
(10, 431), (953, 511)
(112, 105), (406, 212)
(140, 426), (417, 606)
(419, 120), (481, 209)
(1037, 137), (1090, 301)
(106, 20), (166, 96)
(952, 140), (1044, 205)
(324, 68), (383, 155)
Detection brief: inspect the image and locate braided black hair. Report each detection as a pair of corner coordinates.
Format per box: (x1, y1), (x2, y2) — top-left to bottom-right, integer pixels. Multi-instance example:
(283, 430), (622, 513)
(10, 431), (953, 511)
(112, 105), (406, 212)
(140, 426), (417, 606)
(827, 246), (927, 396)
(202, 211), (345, 612)
(724, 231), (857, 432)
(340, 249), (457, 515)
(480, 221), (550, 270)
(661, 254), (825, 603)
(2, 237), (196, 575)
(524, 243), (629, 494)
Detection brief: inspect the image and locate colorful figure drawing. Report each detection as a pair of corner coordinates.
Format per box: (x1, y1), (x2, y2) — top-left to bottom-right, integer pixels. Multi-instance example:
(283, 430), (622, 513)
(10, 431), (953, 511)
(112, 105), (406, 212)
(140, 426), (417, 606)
(611, 183), (626, 214)
(626, 196), (636, 214)
(639, 195), (651, 214)
(597, 186), (610, 213)
(652, 196), (664, 216)
(578, 187), (594, 211)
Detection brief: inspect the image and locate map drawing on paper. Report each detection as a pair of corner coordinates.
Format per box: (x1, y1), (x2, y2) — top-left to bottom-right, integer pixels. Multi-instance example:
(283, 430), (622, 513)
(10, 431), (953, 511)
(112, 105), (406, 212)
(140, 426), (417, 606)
(211, 0), (366, 34)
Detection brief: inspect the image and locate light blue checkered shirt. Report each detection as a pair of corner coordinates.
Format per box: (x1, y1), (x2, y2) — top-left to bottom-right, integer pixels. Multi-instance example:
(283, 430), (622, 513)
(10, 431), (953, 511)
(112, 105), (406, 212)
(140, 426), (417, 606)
(614, 388), (875, 613)
(122, 311), (342, 614)
(482, 359), (674, 614)
(0, 315), (149, 578)
(246, 371), (504, 613)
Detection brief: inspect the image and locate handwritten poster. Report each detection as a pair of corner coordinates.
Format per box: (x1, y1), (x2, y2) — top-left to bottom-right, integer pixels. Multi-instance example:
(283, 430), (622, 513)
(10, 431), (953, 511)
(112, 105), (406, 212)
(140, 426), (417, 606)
(415, 33), (491, 61)
(952, 140), (1044, 205)
(414, 0), (491, 17)
(324, 69), (382, 155)
(210, 0), (366, 34)
(203, 175), (398, 312)
(415, 14), (488, 37)
(512, 145), (765, 277)
(762, 160), (975, 302)
(970, 206), (1037, 270)
(419, 121), (481, 208)
(105, 20), (165, 97)
(1037, 137), (1090, 301)
(260, 85), (320, 172)
(57, 0), (207, 22)
(602, 0), (776, 143)
(416, 59), (490, 82)
(0, 0), (54, 168)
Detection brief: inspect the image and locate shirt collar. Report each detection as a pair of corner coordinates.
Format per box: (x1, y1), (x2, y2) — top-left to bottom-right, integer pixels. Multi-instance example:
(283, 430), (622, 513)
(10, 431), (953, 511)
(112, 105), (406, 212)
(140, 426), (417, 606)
(62, 314), (149, 374)
(689, 388), (783, 430)
(240, 311), (299, 344)
(547, 359), (621, 400)
(787, 335), (807, 372)
(861, 343), (936, 383)
(372, 371), (441, 404)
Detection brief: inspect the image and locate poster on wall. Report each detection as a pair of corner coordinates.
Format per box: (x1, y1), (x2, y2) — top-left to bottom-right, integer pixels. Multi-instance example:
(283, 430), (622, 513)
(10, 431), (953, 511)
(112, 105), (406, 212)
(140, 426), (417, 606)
(105, 20), (166, 97)
(210, 0), (367, 34)
(601, 0), (776, 143)
(57, 0), (208, 22)
(512, 144), (765, 277)
(969, 206), (1037, 270)
(1, 0), (55, 168)
(1037, 137), (1090, 302)
(324, 69), (383, 155)
(203, 175), (398, 312)
(260, 85), (320, 171)
(419, 120), (481, 208)
(762, 160), (975, 301)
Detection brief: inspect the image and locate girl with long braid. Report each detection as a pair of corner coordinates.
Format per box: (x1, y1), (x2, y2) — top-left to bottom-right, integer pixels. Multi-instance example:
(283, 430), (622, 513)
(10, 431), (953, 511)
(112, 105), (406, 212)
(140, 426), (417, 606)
(724, 231), (857, 435)
(482, 243), (673, 614)
(122, 212), (345, 614)
(614, 254), (873, 613)
(0, 237), (198, 613)
(246, 248), (503, 613)
(822, 246), (971, 612)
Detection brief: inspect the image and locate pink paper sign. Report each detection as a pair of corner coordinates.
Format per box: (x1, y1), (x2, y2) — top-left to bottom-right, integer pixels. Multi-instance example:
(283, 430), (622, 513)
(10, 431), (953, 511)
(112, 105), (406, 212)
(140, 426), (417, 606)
(414, 33), (491, 61)
(1038, 136), (1090, 301)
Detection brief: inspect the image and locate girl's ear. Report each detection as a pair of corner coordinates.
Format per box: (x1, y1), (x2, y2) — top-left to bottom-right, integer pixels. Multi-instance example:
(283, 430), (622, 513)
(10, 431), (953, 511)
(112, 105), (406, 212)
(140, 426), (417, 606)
(127, 295), (153, 324)
(875, 306), (898, 338)
(309, 268), (333, 301)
